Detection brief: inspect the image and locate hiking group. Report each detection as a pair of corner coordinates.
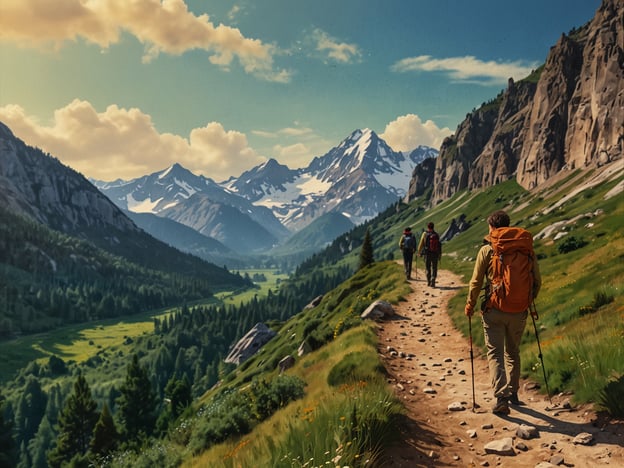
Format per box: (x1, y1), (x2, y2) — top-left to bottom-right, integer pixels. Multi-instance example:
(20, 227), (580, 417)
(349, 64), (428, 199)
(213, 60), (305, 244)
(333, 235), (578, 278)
(398, 222), (442, 286)
(400, 210), (542, 416)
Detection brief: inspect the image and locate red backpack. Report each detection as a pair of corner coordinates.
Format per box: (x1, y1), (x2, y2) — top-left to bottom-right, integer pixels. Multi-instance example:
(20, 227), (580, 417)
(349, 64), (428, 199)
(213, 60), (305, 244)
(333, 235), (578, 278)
(488, 227), (535, 313)
(425, 231), (441, 254)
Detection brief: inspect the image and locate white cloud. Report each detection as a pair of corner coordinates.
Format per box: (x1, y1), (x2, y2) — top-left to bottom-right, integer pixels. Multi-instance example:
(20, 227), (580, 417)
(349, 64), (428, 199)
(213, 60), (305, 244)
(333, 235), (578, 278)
(0, 100), (265, 182)
(310, 28), (361, 64)
(0, 0), (290, 82)
(391, 55), (538, 85)
(380, 114), (452, 151)
(253, 126), (314, 139)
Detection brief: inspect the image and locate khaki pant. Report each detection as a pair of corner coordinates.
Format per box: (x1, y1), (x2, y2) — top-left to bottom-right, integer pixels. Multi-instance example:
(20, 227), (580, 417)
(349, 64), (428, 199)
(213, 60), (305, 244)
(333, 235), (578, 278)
(481, 308), (528, 398)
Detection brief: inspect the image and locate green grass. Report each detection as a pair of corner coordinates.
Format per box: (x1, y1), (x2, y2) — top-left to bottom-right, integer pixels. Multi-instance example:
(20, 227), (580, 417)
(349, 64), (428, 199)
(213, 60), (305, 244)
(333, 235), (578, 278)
(216, 269), (288, 306)
(176, 261), (408, 467)
(0, 307), (173, 382)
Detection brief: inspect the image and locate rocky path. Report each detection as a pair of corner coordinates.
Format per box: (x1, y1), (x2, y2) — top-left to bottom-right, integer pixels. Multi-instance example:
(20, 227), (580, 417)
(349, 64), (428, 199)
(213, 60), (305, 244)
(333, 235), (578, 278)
(377, 269), (624, 467)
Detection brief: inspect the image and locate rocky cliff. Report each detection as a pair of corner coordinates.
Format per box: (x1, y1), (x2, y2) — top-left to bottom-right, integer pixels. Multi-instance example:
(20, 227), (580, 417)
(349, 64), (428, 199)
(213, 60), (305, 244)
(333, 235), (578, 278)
(409, 0), (623, 203)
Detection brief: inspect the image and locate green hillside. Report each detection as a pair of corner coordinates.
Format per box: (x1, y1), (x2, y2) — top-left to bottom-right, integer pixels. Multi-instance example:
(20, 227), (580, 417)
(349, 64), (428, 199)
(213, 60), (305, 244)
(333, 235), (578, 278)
(171, 165), (622, 467)
(1, 163), (622, 467)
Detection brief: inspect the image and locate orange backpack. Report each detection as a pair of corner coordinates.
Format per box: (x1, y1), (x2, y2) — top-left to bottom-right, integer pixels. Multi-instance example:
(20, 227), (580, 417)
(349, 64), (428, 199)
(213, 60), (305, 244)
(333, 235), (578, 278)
(488, 227), (535, 313)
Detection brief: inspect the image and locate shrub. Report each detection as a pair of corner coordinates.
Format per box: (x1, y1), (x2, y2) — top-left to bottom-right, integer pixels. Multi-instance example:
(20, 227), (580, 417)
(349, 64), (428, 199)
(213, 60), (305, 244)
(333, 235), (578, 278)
(557, 236), (588, 254)
(599, 375), (624, 418)
(591, 290), (614, 309)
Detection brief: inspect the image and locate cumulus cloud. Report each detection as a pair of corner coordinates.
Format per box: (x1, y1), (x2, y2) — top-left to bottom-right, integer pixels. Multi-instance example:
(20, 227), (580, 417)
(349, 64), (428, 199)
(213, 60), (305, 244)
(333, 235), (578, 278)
(310, 28), (361, 64)
(380, 114), (453, 151)
(0, 100), (265, 182)
(0, 0), (290, 82)
(391, 55), (538, 85)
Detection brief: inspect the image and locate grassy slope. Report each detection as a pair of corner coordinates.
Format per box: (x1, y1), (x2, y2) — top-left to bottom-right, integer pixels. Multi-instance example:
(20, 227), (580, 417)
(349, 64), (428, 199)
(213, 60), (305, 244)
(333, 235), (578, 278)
(181, 163), (623, 466)
(173, 261), (410, 467)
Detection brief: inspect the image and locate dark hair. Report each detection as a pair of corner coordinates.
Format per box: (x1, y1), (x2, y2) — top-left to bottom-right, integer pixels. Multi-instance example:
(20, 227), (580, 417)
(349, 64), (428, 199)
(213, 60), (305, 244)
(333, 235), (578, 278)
(427, 222), (434, 229)
(487, 210), (510, 228)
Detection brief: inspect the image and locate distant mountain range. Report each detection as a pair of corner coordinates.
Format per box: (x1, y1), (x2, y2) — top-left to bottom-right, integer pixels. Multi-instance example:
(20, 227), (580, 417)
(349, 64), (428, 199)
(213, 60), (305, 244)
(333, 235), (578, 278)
(94, 128), (437, 257)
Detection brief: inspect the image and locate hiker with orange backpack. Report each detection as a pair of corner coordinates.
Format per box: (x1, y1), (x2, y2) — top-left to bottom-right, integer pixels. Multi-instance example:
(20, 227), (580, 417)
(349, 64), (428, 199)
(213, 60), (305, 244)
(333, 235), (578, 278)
(464, 210), (542, 415)
(417, 222), (442, 287)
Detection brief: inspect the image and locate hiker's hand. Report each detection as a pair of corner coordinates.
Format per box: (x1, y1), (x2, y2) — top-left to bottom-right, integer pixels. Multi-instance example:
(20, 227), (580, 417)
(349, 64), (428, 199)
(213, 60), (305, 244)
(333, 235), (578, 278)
(465, 304), (474, 317)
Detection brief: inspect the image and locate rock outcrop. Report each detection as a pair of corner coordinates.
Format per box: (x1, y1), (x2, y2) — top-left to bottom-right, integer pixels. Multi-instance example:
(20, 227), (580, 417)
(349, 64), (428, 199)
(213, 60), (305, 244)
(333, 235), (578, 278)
(409, 0), (623, 204)
(224, 323), (276, 365)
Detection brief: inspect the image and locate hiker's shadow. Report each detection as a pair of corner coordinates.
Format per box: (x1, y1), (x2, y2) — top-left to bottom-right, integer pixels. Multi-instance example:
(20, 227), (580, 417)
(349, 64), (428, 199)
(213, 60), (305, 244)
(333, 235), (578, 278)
(498, 405), (624, 449)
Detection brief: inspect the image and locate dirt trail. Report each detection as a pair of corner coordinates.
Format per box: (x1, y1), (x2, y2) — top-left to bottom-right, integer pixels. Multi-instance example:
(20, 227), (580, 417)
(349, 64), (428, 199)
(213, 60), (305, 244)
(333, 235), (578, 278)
(377, 269), (624, 467)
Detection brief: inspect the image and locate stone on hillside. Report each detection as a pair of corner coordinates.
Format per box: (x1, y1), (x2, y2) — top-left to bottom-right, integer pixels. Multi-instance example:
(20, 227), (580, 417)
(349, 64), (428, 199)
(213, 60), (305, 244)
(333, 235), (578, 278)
(297, 339), (312, 357)
(573, 432), (594, 445)
(484, 437), (515, 456)
(278, 355), (295, 373)
(304, 295), (323, 309)
(550, 454), (565, 465)
(516, 423), (539, 439)
(224, 323), (276, 365)
(361, 300), (395, 320)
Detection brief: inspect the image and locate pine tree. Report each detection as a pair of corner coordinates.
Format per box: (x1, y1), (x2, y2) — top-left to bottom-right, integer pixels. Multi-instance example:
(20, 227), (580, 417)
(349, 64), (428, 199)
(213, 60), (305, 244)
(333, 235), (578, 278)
(116, 354), (158, 442)
(47, 374), (98, 468)
(89, 404), (118, 457)
(358, 228), (374, 270)
(0, 392), (16, 468)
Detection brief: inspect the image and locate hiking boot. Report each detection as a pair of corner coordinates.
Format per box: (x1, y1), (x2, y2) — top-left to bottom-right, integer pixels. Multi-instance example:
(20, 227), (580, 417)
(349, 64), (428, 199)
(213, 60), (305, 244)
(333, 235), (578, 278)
(508, 392), (525, 406)
(492, 397), (510, 415)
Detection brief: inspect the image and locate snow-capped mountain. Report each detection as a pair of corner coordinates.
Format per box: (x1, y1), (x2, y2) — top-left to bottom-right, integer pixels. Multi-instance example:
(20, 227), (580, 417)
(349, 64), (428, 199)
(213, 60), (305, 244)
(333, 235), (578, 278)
(225, 129), (437, 231)
(93, 163), (290, 252)
(94, 128), (436, 252)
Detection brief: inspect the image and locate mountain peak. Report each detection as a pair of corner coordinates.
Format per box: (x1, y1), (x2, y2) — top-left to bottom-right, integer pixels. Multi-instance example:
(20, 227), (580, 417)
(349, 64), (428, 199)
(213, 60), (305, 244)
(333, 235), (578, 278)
(158, 162), (194, 180)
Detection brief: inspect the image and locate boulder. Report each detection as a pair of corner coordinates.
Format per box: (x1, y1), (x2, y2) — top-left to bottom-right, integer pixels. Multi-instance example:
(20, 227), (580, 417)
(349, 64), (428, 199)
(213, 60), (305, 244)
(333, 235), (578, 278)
(278, 355), (295, 373)
(361, 300), (395, 320)
(224, 323), (276, 365)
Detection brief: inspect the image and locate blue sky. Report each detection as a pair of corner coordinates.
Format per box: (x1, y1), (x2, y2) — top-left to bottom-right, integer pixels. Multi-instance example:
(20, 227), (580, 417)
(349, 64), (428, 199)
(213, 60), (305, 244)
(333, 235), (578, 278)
(0, 0), (601, 182)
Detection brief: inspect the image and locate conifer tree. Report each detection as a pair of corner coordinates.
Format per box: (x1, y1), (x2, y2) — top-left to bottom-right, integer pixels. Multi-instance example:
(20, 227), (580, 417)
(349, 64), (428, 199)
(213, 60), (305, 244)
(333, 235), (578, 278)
(116, 354), (158, 441)
(89, 404), (118, 457)
(14, 377), (47, 447)
(47, 374), (98, 468)
(358, 228), (374, 270)
(0, 392), (16, 468)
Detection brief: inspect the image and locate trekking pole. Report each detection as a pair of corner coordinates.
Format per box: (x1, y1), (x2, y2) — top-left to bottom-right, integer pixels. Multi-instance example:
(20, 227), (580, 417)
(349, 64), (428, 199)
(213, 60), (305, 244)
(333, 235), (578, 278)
(530, 301), (552, 404)
(414, 251), (417, 280)
(468, 315), (477, 411)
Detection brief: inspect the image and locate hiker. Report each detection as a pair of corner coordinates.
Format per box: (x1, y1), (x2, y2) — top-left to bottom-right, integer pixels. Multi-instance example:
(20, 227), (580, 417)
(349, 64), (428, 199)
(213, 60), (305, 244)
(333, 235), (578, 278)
(464, 210), (542, 415)
(398, 227), (416, 279)
(417, 222), (442, 287)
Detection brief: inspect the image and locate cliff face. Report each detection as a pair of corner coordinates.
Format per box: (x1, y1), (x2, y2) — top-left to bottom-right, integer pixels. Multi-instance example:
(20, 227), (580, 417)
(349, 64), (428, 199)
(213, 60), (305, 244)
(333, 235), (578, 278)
(411, 0), (623, 203)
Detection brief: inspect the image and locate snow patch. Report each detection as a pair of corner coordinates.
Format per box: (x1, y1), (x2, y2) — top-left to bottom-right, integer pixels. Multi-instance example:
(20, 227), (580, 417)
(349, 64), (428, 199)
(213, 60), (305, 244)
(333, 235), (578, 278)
(127, 193), (165, 213)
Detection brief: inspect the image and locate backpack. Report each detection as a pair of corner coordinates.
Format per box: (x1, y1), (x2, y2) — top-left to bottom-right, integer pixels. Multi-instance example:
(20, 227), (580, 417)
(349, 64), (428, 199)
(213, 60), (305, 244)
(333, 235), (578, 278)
(403, 234), (416, 251)
(425, 231), (441, 254)
(488, 227), (535, 313)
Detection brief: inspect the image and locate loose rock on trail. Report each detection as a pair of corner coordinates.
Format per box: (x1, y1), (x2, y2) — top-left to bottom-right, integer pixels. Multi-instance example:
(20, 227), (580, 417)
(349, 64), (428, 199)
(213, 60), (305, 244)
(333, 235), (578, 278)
(377, 269), (624, 467)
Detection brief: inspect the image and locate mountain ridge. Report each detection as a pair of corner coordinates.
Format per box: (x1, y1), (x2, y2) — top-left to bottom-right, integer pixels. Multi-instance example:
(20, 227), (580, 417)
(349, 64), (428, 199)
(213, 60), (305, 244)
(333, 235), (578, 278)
(409, 0), (622, 205)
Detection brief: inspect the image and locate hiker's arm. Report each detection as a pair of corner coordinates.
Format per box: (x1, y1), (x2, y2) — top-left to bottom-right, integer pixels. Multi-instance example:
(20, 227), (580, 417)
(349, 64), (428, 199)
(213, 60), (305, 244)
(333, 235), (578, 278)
(466, 246), (490, 309)
(417, 233), (425, 255)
